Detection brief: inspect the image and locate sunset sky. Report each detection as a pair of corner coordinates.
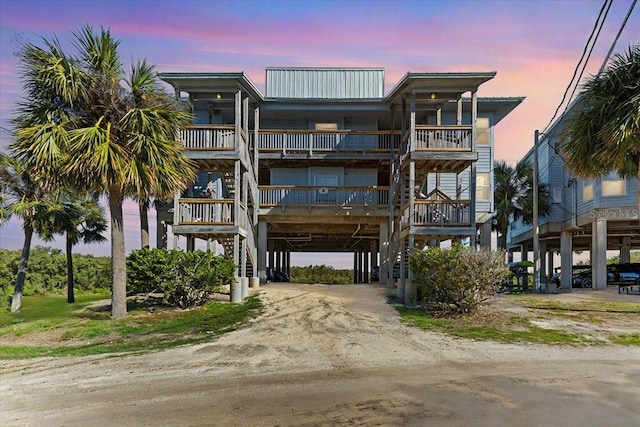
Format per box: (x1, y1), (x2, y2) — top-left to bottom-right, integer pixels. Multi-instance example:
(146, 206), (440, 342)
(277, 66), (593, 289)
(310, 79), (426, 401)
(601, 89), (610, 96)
(0, 0), (637, 267)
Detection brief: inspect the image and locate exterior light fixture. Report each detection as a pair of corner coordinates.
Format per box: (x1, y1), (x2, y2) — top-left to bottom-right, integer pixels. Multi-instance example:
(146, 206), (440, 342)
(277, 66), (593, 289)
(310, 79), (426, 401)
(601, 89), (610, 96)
(216, 93), (222, 99)
(430, 92), (436, 99)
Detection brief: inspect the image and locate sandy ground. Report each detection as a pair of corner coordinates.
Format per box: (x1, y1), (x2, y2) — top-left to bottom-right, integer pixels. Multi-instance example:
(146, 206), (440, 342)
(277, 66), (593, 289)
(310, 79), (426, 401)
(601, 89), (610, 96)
(1, 283), (639, 426)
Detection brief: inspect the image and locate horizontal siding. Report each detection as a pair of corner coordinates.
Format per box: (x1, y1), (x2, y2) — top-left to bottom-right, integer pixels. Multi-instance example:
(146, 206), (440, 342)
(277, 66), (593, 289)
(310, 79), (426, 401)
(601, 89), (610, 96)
(266, 68), (384, 99)
(270, 169), (308, 186)
(344, 169), (377, 186)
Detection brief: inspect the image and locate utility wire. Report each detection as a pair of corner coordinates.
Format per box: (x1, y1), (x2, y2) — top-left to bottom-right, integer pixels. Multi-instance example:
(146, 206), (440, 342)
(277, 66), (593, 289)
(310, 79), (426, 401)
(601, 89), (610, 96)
(597, 0), (637, 74)
(540, 0), (612, 137)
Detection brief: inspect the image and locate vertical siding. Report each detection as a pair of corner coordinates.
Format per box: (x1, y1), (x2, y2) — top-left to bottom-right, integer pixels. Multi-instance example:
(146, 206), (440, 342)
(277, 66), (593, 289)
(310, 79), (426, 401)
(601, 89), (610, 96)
(266, 68), (384, 99)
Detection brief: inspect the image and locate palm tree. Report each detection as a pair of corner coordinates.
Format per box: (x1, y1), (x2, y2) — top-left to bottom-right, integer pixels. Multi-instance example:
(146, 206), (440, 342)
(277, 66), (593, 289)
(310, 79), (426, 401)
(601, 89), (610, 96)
(0, 153), (49, 312)
(125, 60), (195, 249)
(13, 26), (195, 318)
(562, 44), (640, 209)
(493, 160), (551, 250)
(38, 196), (107, 303)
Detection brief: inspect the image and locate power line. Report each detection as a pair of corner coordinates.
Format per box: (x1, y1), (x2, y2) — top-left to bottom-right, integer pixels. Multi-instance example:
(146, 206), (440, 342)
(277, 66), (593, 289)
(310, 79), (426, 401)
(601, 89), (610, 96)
(540, 0), (612, 137)
(597, 0), (637, 74)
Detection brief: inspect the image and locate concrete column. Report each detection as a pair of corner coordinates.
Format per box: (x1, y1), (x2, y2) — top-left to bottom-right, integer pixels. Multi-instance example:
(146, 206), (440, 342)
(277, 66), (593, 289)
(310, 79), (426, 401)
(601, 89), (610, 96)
(592, 219), (607, 290)
(620, 236), (631, 263)
(404, 279), (416, 306)
(397, 278), (405, 302)
(539, 240), (547, 292)
(379, 222), (389, 287)
(371, 240), (378, 283)
(275, 248), (281, 271)
(233, 234), (240, 277)
(547, 250), (554, 276)
(250, 277), (259, 289)
(258, 222), (267, 284)
(172, 231), (178, 250)
(231, 276), (242, 302)
(560, 231), (573, 290)
(479, 221), (491, 249)
(240, 277), (249, 300)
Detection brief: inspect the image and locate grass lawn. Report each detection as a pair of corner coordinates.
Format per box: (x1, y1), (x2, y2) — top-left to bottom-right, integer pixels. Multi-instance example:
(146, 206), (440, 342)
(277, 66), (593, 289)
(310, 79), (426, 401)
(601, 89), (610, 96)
(398, 294), (640, 346)
(0, 292), (262, 359)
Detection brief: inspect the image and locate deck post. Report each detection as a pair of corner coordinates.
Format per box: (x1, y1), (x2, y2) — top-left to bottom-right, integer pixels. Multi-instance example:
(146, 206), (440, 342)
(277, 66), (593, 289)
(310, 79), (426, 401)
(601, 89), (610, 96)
(379, 222), (389, 288)
(560, 231), (573, 290)
(258, 222), (267, 284)
(620, 236), (631, 263)
(592, 219), (607, 290)
(470, 89), (478, 232)
(353, 252), (358, 284)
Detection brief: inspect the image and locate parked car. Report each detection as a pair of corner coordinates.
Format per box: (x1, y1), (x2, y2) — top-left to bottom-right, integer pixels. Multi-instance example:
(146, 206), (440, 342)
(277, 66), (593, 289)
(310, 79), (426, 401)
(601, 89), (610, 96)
(266, 267), (290, 282)
(567, 263), (640, 288)
(371, 266), (380, 281)
(370, 264), (405, 280)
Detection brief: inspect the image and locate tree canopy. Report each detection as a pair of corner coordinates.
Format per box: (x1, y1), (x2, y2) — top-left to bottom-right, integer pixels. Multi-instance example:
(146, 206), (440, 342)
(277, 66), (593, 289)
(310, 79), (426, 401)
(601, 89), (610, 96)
(12, 26), (196, 318)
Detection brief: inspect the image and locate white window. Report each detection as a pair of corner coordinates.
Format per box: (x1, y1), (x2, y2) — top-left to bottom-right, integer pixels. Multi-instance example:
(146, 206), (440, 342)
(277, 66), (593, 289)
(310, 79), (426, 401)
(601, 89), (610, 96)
(476, 172), (490, 200)
(602, 174), (626, 196)
(476, 117), (490, 146)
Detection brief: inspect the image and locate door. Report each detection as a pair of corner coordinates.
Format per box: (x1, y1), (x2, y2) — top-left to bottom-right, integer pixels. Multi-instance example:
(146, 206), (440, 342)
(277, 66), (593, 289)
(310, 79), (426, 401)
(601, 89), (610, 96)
(315, 175), (338, 204)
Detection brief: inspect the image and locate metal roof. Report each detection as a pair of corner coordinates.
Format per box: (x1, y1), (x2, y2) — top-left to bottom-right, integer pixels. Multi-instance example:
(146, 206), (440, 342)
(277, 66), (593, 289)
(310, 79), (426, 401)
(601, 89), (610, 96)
(158, 72), (264, 102)
(385, 72), (497, 103)
(265, 67), (385, 99)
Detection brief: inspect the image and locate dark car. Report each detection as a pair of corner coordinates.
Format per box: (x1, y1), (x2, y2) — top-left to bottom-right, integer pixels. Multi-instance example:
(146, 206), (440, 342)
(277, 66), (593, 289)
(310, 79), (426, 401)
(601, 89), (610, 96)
(266, 267), (290, 282)
(370, 264), (405, 280)
(371, 266), (380, 281)
(571, 263), (640, 288)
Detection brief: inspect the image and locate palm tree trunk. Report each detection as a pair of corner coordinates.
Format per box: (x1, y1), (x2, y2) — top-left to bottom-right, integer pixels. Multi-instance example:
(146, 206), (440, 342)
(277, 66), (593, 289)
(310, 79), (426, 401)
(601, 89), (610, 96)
(498, 224), (508, 251)
(637, 164), (640, 213)
(139, 199), (150, 249)
(109, 188), (127, 319)
(66, 232), (75, 303)
(11, 223), (33, 312)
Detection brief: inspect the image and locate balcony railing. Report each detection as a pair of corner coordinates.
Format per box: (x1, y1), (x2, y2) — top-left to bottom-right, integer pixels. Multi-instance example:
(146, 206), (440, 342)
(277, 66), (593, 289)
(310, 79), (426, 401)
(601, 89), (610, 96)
(412, 200), (471, 225)
(411, 125), (473, 151)
(180, 125), (235, 149)
(175, 199), (234, 225)
(255, 130), (399, 153)
(260, 186), (389, 208)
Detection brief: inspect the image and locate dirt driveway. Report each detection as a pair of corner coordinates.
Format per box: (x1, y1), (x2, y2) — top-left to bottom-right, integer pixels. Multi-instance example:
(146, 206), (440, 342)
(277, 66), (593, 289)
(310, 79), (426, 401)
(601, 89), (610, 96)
(1, 283), (639, 426)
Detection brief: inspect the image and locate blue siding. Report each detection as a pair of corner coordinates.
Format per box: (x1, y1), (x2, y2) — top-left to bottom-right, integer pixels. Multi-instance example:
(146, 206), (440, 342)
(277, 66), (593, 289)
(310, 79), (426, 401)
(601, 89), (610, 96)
(270, 169), (308, 186)
(344, 169), (377, 186)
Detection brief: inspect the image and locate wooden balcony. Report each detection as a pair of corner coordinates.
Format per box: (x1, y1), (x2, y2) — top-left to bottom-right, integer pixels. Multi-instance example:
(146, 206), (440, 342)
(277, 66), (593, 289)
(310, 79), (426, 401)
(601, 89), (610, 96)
(398, 125), (476, 173)
(180, 125), (236, 150)
(255, 130), (399, 154)
(407, 200), (472, 226)
(260, 186), (389, 209)
(413, 126), (473, 151)
(174, 199), (235, 225)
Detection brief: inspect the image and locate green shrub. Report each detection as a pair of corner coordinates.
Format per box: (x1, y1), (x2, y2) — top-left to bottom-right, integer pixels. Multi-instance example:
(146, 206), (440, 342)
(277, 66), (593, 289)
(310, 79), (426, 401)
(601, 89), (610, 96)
(126, 249), (236, 309)
(409, 244), (508, 315)
(0, 247), (111, 297)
